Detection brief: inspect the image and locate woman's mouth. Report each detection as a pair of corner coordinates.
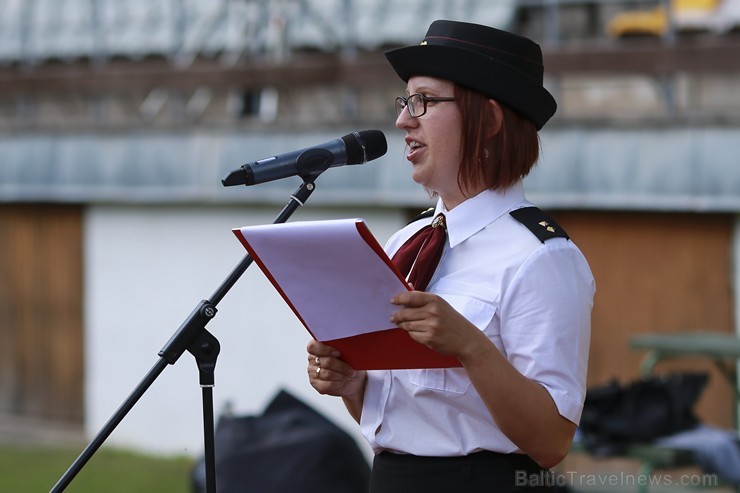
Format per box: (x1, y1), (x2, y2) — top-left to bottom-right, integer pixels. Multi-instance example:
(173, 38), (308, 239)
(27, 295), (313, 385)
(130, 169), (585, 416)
(406, 139), (425, 162)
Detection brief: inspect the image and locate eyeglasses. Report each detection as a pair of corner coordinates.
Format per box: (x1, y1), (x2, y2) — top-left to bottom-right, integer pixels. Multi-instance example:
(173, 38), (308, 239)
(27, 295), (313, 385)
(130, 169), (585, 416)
(395, 93), (455, 118)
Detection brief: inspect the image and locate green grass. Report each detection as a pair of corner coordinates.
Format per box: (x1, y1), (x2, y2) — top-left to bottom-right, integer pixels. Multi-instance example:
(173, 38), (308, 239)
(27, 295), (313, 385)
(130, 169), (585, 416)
(0, 444), (195, 492)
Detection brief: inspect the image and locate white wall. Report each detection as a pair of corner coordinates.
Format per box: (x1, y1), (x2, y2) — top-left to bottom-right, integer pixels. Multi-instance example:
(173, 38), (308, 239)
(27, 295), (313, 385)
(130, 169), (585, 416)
(84, 203), (409, 458)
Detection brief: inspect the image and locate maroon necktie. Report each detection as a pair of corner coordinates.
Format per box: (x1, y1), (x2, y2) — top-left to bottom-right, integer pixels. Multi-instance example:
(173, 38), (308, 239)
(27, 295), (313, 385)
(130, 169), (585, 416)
(391, 214), (447, 291)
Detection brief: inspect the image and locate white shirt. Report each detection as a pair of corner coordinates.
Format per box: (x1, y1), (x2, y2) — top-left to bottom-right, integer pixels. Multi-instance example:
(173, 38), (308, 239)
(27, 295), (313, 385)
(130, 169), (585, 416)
(360, 182), (595, 456)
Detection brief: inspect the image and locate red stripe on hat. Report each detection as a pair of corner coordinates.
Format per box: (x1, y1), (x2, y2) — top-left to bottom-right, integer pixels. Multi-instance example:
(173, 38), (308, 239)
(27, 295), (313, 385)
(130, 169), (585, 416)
(424, 35), (541, 65)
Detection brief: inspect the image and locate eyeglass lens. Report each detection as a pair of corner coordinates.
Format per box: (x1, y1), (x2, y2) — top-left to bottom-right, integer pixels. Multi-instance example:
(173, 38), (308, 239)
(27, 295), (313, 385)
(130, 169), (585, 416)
(396, 94), (425, 117)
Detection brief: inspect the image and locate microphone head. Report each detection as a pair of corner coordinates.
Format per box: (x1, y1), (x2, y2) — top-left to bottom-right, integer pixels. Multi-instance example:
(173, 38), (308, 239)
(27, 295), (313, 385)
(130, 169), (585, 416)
(342, 130), (387, 165)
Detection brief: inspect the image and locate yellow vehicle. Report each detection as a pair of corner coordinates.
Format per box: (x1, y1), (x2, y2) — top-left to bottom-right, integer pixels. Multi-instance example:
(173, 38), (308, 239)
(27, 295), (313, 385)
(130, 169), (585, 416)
(606, 0), (722, 37)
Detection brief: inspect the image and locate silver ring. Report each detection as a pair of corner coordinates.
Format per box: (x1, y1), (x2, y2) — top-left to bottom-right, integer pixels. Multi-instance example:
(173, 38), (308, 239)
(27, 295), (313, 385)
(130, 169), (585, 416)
(315, 367), (321, 377)
(315, 356), (320, 366)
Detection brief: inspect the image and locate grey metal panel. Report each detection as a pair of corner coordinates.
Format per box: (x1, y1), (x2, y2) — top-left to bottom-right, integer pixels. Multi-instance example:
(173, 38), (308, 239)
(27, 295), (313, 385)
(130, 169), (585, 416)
(0, 128), (414, 204)
(698, 128), (740, 199)
(1, 126), (739, 211)
(526, 126), (740, 211)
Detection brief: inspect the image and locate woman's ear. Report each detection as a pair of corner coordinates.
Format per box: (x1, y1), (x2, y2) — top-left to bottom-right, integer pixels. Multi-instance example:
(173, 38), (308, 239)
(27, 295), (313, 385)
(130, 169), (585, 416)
(486, 99), (504, 138)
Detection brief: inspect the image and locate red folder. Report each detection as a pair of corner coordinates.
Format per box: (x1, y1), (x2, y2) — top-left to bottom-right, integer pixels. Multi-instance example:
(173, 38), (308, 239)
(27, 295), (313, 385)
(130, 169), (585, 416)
(233, 219), (460, 370)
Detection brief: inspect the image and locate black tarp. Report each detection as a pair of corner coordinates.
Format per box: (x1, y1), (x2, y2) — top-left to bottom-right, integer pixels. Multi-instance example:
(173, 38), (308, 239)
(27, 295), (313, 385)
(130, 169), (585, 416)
(192, 389), (370, 493)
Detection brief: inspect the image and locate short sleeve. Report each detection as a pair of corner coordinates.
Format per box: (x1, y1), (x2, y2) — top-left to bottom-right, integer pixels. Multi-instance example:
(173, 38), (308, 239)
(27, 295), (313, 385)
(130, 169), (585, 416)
(499, 240), (595, 424)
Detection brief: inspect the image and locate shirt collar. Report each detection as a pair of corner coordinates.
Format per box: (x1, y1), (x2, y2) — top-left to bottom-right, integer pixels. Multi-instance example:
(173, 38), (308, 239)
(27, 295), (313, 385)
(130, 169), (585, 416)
(435, 181), (526, 248)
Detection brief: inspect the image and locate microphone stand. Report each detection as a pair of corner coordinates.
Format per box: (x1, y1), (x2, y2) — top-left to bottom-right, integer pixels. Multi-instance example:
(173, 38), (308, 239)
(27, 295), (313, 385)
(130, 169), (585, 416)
(50, 178), (319, 493)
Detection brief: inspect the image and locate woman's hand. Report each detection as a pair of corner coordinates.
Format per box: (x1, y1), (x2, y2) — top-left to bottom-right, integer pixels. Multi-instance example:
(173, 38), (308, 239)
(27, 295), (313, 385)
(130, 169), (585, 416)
(307, 340), (367, 423)
(390, 290), (488, 360)
(307, 340), (366, 398)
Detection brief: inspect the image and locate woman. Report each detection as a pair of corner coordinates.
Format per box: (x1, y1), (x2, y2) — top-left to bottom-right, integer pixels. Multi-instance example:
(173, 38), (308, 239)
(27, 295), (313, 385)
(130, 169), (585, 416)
(307, 20), (594, 492)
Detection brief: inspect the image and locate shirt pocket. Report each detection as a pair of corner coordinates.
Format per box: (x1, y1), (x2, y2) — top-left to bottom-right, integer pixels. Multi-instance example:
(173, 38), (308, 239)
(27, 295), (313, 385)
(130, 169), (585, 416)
(408, 283), (497, 394)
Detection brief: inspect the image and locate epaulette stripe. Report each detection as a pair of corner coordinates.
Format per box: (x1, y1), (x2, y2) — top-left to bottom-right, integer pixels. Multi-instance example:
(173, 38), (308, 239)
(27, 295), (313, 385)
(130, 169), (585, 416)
(509, 207), (569, 243)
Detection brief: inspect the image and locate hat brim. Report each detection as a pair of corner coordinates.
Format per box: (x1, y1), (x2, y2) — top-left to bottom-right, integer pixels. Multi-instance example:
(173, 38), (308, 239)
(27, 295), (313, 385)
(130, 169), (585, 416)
(385, 44), (556, 130)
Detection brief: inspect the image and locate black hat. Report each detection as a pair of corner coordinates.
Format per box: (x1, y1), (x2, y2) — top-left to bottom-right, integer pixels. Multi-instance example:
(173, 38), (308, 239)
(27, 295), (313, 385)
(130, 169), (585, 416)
(384, 20), (556, 130)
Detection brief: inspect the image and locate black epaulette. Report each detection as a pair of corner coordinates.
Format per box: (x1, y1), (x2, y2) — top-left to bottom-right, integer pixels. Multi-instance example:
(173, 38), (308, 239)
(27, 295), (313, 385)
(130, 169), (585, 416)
(406, 207), (435, 225)
(509, 207), (569, 243)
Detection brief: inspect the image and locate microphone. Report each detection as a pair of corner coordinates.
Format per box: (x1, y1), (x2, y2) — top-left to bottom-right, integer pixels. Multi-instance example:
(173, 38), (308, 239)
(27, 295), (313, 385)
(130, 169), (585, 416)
(222, 129), (387, 186)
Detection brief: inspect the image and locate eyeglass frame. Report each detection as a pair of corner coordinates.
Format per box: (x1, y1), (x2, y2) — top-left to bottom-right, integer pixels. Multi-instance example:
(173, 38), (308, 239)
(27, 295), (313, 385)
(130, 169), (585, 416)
(395, 93), (456, 118)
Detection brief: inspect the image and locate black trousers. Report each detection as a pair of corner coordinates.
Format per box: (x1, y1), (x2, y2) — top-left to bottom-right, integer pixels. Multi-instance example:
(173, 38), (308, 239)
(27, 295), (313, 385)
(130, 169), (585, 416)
(369, 451), (558, 493)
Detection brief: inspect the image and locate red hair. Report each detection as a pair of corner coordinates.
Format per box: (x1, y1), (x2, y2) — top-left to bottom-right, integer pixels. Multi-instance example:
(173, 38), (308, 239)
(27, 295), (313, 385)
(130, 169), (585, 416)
(454, 84), (541, 193)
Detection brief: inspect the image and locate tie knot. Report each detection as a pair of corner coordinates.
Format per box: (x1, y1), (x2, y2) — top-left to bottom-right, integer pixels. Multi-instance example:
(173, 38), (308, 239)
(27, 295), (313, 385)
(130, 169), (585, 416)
(390, 213), (448, 292)
(431, 213), (446, 230)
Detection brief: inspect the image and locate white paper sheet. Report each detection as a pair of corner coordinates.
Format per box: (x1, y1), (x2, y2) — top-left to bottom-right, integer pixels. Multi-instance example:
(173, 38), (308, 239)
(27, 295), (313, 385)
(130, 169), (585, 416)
(235, 218), (410, 341)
